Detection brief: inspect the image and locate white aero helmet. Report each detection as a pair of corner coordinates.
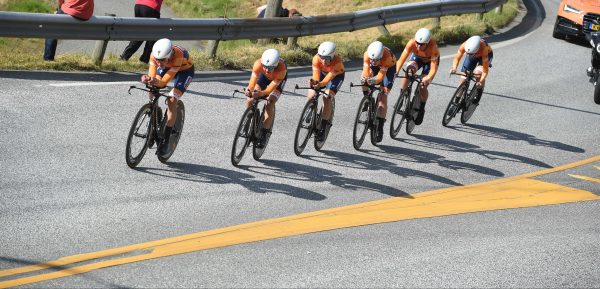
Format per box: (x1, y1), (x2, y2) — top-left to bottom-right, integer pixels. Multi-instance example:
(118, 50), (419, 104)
(415, 28), (431, 44)
(318, 41), (336, 59)
(367, 41), (384, 61)
(152, 38), (173, 60)
(465, 36), (481, 54)
(261, 48), (280, 70)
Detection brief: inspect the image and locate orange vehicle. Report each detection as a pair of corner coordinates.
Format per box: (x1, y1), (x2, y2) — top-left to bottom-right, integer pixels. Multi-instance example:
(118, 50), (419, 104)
(553, 0), (600, 39)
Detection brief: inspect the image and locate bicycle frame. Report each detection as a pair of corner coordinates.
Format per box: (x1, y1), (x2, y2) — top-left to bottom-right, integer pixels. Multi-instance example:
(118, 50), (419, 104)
(128, 85), (171, 146)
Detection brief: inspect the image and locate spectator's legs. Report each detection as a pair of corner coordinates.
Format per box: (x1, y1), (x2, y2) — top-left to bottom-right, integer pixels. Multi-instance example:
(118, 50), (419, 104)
(43, 9), (65, 61)
(120, 4), (161, 62)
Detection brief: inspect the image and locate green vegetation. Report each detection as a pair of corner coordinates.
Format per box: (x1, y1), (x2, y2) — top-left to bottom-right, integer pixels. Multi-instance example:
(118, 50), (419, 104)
(0, 0), (520, 71)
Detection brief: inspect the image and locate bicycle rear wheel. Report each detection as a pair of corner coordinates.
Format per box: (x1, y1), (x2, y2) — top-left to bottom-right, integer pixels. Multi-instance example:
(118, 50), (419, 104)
(461, 86), (479, 124)
(125, 103), (152, 168)
(406, 90), (420, 135)
(314, 97), (334, 151)
(253, 105), (274, 160)
(231, 107), (254, 166)
(294, 101), (315, 156)
(390, 90), (408, 139)
(352, 96), (371, 150)
(158, 101), (185, 163)
(442, 83), (466, 127)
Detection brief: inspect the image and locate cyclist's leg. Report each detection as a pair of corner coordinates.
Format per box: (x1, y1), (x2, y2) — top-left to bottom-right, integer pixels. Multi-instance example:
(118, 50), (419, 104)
(323, 73), (344, 121)
(415, 62), (431, 125)
(166, 67), (194, 127)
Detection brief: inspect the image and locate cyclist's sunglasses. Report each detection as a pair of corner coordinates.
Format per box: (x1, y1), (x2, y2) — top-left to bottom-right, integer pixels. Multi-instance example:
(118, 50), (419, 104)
(415, 41), (426, 47)
(156, 57), (168, 62)
(319, 55), (332, 61)
(264, 65), (276, 71)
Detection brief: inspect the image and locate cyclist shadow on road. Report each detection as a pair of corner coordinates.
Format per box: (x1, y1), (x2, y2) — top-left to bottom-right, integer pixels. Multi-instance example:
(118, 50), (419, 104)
(394, 133), (553, 168)
(135, 162), (326, 201)
(242, 159), (411, 198)
(448, 123), (585, 153)
(303, 150), (462, 187)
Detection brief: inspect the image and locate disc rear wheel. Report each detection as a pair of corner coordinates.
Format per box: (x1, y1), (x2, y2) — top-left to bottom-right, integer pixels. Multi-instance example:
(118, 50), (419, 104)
(158, 101), (185, 163)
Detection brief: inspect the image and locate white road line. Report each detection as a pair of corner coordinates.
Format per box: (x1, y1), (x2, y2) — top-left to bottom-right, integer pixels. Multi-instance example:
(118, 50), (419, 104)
(49, 81), (139, 87)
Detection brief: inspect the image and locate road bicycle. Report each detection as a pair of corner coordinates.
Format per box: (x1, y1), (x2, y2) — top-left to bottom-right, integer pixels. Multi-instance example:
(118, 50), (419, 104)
(125, 85), (185, 168)
(350, 82), (382, 150)
(231, 90), (275, 166)
(292, 84), (335, 156)
(389, 68), (423, 138)
(442, 70), (482, 126)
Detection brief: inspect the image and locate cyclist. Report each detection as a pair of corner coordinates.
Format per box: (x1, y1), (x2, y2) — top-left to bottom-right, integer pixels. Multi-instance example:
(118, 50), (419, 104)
(361, 40), (397, 143)
(395, 28), (440, 125)
(140, 38), (194, 157)
(308, 41), (345, 141)
(245, 48), (288, 148)
(450, 35), (493, 104)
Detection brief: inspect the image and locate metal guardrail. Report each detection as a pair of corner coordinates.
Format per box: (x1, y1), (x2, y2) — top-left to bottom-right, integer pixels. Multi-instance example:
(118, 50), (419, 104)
(0, 0), (506, 41)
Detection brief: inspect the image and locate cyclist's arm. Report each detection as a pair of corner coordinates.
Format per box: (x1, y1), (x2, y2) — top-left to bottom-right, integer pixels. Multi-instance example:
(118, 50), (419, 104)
(361, 52), (371, 79)
(246, 60), (261, 92)
(148, 56), (157, 78)
(425, 47), (440, 80)
(480, 46), (490, 82)
(452, 44), (465, 71)
(375, 54), (394, 84)
(396, 39), (414, 74)
(311, 55), (322, 82)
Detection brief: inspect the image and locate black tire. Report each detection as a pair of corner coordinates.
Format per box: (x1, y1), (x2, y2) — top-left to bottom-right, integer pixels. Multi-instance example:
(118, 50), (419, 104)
(294, 101), (316, 156)
(125, 103), (152, 168)
(461, 87), (479, 124)
(231, 107), (254, 166)
(594, 81), (600, 104)
(315, 97), (335, 151)
(442, 83), (466, 127)
(352, 96), (371, 150)
(390, 90), (408, 139)
(553, 19), (565, 39)
(253, 105), (274, 160)
(370, 94), (381, 146)
(406, 89), (419, 135)
(157, 101), (185, 163)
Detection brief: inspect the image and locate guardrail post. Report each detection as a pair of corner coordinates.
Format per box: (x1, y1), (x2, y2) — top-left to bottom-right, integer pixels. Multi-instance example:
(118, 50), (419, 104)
(92, 13), (115, 66)
(495, 5), (503, 13)
(207, 40), (220, 58)
(476, 13), (483, 20)
(287, 13), (302, 48)
(259, 0), (283, 45)
(377, 25), (391, 37)
(432, 17), (440, 29)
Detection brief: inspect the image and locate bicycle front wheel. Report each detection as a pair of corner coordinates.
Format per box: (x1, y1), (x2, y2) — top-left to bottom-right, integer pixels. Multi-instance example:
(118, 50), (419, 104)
(253, 105), (275, 160)
(158, 101), (185, 163)
(461, 86), (479, 124)
(353, 96), (371, 150)
(294, 101), (316, 156)
(315, 97), (334, 151)
(442, 83), (466, 127)
(406, 89), (420, 135)
(231, 107), (253, 166)
(125, 103), (152, 168)
(390, 90), (408, 139)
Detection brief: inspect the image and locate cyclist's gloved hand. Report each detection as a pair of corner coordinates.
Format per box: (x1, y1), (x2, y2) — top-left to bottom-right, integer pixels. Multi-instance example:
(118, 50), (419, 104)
(476, 81), (483, 88)
(141, 75), (150, 84)
(244, 88), (252, 98)
(367, 77), (376, 86)
(360, 75), (368, 84)
(450, 68), (457, 74)
(421, 76), (431, 87)
(309, 79), (320, 90)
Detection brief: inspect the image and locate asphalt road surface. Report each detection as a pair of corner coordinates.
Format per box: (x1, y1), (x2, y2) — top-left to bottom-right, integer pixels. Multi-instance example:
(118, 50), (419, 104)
(1, 0), (599, 287)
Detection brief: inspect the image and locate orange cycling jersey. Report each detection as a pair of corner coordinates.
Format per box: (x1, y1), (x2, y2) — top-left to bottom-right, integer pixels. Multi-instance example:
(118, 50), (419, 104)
(362, 47), (396, 84)
(452, 39), (493, 82)
(148, 45), (194, 88)
(247, 58), (288, 97)
(397, 38), (440, 79)
(312, 54), (345, 86)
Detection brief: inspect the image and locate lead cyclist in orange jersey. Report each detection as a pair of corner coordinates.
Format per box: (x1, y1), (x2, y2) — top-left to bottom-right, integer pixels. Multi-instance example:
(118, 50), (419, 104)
(396, 28), (440, 125)
(309, 41), (345, 140)
(361, 40), (397, 143)
(245, 48), (288, 148)
(450, 35), (493, 104)
(141, 38), (194, 157)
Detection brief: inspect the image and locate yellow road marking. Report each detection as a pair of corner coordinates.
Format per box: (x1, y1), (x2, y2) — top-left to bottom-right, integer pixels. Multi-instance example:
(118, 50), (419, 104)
(569, 174), (600, 184)
(1, 156), (599, 288)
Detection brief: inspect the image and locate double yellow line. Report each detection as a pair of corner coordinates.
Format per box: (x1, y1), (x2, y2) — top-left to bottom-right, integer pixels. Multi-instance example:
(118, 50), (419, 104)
(1, 156), (599, 288)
